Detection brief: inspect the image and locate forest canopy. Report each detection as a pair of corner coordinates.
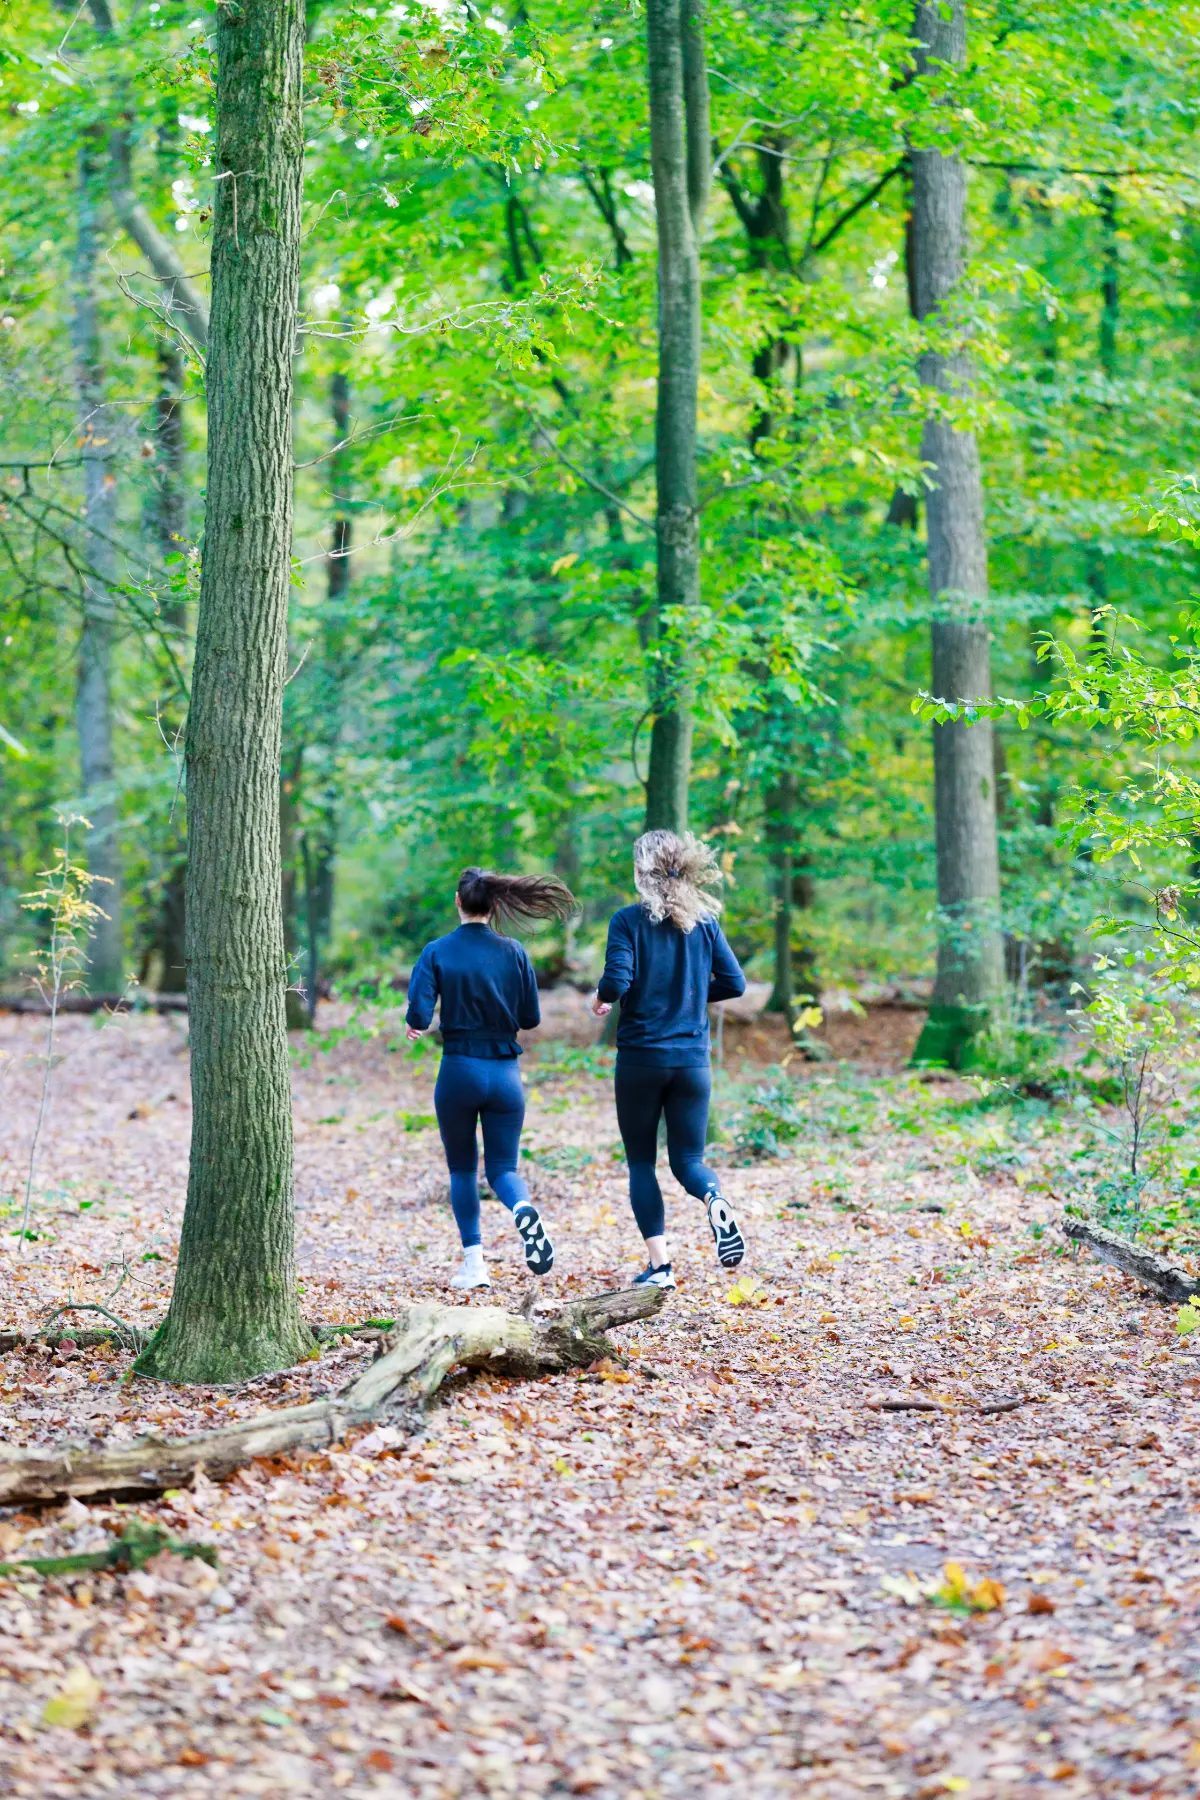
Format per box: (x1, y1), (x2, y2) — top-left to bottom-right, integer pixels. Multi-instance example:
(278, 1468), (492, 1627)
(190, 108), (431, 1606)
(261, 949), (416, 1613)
(1, 0), (1198, 1026)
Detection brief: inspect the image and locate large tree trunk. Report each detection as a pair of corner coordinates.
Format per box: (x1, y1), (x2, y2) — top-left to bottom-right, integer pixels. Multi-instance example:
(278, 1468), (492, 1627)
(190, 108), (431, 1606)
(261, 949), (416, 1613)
(137, 0), (310, 1384)
(71, 137), (125, 996)
(908, 0), (1003, 1069)
(643, 0), (709, 832)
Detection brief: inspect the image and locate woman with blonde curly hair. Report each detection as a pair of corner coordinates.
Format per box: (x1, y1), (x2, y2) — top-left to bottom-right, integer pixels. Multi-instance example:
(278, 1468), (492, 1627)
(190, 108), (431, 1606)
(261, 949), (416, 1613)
(591, 830), (747, 1287)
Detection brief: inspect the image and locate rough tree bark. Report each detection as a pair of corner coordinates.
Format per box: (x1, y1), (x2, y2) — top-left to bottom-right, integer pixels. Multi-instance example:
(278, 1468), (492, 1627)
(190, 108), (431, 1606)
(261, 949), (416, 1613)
(71, 137), (125, 996)
(0, 1287), (664, 1506)
(136, 0), (310, 1383)
(643, 0), (709, 832)
(907, 0), (1004, 1070)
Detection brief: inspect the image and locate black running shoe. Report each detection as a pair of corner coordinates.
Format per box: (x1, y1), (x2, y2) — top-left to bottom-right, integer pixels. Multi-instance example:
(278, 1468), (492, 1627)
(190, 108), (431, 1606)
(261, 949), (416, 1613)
(513, 1203), (554, 1275)
(633, 1262), (677, 1289)
(706, 1190), (745, 1268)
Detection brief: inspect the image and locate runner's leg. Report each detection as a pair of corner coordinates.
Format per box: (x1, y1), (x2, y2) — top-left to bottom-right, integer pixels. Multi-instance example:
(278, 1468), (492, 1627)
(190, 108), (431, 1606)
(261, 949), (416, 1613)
(614, 1061), (669, 1269)
(434, 1057), (484, 1250)
(480, 1061), (554, 1274)
(664, 1065), (745, 1268)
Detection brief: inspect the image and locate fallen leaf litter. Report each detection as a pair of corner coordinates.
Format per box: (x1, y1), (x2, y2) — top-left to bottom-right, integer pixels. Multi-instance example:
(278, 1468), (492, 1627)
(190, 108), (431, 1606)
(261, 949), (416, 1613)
(0, 1006), (1197, 1798)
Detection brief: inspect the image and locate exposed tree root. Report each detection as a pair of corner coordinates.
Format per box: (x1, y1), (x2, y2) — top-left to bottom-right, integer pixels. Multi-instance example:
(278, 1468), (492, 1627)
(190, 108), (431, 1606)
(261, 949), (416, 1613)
(0, 1286), (665, 1507)
(1062, 1216), (1200, 1304)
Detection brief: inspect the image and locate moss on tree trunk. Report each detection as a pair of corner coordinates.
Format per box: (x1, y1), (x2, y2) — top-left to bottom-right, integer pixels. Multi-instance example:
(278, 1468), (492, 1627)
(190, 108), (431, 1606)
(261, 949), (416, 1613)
(137, 0), (311, 1384)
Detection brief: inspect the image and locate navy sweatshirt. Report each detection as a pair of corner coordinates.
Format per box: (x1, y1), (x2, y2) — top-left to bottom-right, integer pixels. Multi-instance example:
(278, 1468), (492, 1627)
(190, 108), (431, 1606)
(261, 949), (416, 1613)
(597, 903), (747, 1067)
(406, 923), (540, 1059)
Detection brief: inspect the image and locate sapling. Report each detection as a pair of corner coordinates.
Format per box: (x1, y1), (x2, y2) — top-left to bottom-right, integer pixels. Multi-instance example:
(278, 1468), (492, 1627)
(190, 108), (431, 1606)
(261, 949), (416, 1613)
(18, 815), (110, 1251)
(1075, 957), (1189, 1233)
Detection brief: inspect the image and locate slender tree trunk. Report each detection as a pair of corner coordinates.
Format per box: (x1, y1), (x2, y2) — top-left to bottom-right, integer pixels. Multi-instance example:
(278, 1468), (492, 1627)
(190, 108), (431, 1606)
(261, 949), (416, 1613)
(908, 0), (1003, 1068)
(301, 366), (353, 1019)
(765, 774), (794, 1019)
(148, 104), (191, 995)
(138, 0), (310, 1383)
(280, 746), (310, 1030)
(643, 0), (709, 832)
(70, 137), (125, 996)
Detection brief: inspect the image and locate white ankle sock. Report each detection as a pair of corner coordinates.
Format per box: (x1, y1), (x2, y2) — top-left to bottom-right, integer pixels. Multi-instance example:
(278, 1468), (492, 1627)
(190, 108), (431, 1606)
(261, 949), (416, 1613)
(462, 1244), (486, 1274)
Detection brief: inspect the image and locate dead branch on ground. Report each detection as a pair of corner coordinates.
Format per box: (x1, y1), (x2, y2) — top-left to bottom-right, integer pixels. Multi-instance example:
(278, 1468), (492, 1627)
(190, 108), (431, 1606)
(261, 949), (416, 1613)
(1062, 1216), (1200, 1303)
(0, 1286), (664, 1507)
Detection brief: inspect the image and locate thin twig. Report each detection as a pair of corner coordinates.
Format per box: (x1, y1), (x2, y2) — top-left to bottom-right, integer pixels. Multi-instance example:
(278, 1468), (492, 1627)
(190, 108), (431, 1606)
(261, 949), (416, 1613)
(528, 423), (654, 531)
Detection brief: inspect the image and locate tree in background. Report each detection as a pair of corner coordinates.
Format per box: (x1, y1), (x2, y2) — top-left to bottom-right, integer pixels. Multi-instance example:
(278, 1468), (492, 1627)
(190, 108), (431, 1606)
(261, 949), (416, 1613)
(908, 0), (1004, 1067)
(643, 0), (710, 832)
(137, 0), (311, 1383)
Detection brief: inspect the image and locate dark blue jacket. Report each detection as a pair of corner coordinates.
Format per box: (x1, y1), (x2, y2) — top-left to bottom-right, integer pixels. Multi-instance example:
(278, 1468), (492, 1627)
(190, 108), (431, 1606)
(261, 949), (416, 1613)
(406, 923), (540, 1059)
(597, 903), (746, 1066)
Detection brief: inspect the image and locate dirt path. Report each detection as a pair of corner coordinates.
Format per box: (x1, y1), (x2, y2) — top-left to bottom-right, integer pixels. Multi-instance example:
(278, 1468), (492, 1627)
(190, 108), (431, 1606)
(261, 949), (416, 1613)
(0, 1009), (1196, 1798)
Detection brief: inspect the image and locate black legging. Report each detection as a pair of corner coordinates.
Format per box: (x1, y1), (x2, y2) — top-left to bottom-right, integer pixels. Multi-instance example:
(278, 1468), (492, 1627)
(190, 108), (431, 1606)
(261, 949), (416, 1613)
(613, 1060), (719, 1241)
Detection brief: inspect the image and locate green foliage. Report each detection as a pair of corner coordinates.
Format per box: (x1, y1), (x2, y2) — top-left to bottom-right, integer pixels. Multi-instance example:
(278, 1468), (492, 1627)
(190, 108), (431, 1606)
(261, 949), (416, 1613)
(4, 0), (1200, 1011)
(713, 1073), (806, 1162)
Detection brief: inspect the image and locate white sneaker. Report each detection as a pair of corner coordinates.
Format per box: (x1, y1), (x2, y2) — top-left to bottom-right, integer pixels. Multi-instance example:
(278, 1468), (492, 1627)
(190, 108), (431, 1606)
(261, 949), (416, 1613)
(450, 1248), (491, 1290)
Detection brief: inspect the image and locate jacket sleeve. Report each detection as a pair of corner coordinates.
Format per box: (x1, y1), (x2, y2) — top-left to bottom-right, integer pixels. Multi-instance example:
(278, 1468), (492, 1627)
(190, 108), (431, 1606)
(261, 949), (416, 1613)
(707, 925), (747, 1003)
(405, 945), (439, 1031)
(516, 948), (541, 1032)
(596, 911), (634, 1003)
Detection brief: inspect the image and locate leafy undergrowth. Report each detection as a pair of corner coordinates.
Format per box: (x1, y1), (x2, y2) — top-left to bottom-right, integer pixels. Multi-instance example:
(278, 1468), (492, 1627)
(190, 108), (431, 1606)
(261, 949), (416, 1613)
(0, 1009), (1198, 1798)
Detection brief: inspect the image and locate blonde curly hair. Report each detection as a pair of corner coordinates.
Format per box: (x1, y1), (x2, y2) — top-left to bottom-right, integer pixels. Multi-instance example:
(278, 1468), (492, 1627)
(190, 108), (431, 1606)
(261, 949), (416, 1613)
(633, 830), (722, 934)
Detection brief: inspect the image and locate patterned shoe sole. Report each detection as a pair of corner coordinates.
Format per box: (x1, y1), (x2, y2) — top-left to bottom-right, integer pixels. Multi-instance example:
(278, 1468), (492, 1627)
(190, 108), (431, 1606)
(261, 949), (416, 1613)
(514, 1205), (555, 1275)
(707, 1196), (745, 1268)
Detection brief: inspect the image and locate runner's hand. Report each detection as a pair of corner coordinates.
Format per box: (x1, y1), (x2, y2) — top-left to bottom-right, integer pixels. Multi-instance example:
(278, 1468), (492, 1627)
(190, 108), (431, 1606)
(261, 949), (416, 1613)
(590, 994), (611, 1017)
(406, 1026), (425, 1041)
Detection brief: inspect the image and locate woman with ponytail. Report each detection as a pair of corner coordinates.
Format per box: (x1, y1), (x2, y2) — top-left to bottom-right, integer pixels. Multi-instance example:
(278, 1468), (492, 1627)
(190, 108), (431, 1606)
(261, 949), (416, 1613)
(591, 831), (747, 1288)
(406, 868), (576, 1289)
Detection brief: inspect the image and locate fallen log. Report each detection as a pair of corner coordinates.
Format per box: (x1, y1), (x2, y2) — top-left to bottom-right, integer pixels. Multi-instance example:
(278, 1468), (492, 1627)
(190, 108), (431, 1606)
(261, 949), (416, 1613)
(0, 993), (188, 1015)
(1061, 1217), (1200, 1304)
(0, 1286), (663, 1507)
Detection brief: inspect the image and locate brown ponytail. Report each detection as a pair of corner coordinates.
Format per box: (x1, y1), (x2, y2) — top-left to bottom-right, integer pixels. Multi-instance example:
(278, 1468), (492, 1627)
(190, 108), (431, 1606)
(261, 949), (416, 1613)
(456, 867), (577, 933)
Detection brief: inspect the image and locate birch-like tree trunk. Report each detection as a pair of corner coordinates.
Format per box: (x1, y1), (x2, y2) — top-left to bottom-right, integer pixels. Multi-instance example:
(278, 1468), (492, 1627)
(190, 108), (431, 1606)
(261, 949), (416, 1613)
(71, 138), (125, 996)
(137, 0), (310, 1383)
(908, 0), (1004, 1066)
(643, 0), (709, 832)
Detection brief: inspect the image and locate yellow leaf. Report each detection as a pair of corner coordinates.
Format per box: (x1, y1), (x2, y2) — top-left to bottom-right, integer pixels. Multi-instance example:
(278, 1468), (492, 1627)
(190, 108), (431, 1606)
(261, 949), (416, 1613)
(940, 1561), (970, 1602)
(726, 1274), (766, 1306)
(43, 1665), (101, 1730)
(898, 1315), (916, 1330)
(971, 1577), (1006, 1612)
(1177, 1304), (1200, 1336)
(550, 552), (578, 575)
(941, 1780), (971, 1794)
(551, 1457), (570, 1475)
(958, 1220), (973, 1237)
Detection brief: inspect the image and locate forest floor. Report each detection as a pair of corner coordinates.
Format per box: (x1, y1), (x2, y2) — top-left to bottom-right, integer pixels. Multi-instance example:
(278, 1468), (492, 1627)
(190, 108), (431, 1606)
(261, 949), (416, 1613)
(0, 1001), (1198, 1799)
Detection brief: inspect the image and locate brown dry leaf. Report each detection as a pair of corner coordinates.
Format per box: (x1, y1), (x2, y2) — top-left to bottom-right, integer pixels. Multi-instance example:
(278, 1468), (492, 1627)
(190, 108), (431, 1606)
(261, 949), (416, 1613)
(450, 1646), (509, 1671)
(1028, 1593), (1056, 1615)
